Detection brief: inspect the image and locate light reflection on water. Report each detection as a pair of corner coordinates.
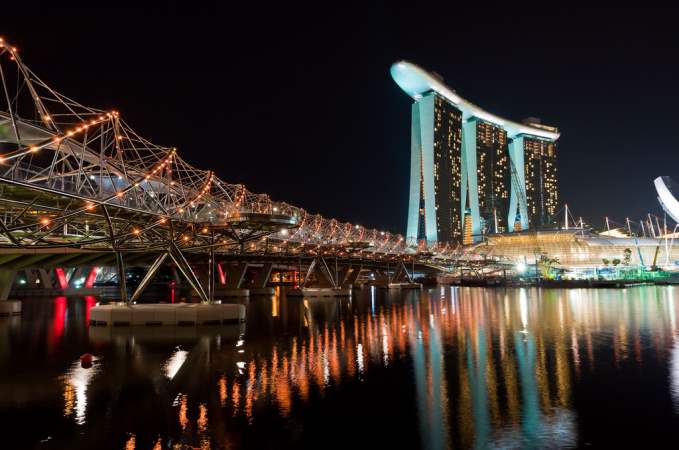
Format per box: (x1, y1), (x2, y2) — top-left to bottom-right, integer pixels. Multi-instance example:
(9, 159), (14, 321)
(3, 287), (679, 448)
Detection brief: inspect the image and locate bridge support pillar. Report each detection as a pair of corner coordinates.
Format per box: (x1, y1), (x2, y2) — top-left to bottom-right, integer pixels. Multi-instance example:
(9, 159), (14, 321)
(215, 263), (250, 298)
(38, 269), (54, 288)
(169, 245), (209, 303)
(68, 267), (89, 288)
(343, 265), (363, 287)
(250, 263), (275, 295)
(0, 270), (21, 316)
(288, 257), (351, 298)
(0, 270), (16, 301)
(129, 253), (169, 303)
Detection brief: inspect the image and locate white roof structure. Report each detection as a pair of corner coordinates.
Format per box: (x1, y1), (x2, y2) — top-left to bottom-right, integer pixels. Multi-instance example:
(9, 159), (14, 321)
(390, 61), (560, 140)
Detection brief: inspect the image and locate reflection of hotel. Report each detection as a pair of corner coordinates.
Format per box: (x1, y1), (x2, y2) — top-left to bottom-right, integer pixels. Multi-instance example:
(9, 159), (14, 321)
(391, 61), (560, 244)
(57, 287), (679, 448)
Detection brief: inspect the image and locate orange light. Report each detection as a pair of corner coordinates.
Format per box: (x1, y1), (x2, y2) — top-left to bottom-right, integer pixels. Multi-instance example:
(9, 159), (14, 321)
(202, 227), (208, 233)
(183, 236), (189, 241)
(133, 229), (140, 235)
(40, 218), (50, 226)
(116, 192), (124, 197)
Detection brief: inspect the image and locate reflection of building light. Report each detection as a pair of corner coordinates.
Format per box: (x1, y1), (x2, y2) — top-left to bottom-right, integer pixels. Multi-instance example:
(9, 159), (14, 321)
(62, 359), (100, 425)
(198, 403), (208, 432)
(520, 288), (529, 331)
(357, 343), (364, 374)
(178, 394), (188, 430)
(124, 434), (136, 450)
(163, 349), (188, 380)
(219, 376), (228, 407)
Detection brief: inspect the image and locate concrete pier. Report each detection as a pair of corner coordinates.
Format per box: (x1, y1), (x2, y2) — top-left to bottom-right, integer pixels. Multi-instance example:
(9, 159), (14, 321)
(250, 287), (275, 296)
(90, 303), (246, 327)
(214, 287), (250, 298)
(386, 282), (423, 290)
(287, 287), (352, 298)
(0, 300), (21, 316)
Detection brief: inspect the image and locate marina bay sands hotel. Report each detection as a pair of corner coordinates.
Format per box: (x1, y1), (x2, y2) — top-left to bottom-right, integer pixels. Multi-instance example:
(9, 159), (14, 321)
(391, 61), (560, 245)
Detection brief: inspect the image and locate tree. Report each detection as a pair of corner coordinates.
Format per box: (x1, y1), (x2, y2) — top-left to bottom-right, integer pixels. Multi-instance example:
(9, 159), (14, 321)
(602, 258), (610, 266)
(623, 248), (632, 266)
(538, 254), (560, 279)
(612, 258), (621, 266)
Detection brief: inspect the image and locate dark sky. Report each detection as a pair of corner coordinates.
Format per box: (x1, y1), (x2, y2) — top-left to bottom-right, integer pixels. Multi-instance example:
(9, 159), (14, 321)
(4, 4), (679, 232)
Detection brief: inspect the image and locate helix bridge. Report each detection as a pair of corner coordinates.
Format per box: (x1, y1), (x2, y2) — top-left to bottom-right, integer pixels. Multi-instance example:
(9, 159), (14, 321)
(0, 39), (457, 302)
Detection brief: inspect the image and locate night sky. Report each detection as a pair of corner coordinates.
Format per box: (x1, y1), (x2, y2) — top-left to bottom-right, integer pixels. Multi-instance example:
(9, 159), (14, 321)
(4, 5), (679, 233)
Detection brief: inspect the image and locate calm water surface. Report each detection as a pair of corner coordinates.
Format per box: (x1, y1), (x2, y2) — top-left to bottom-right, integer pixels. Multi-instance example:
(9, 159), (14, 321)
(2, 287), (679, 449)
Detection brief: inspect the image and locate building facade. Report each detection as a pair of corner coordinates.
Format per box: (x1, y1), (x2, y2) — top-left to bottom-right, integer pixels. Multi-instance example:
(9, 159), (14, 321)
(391, 61), (560, 245)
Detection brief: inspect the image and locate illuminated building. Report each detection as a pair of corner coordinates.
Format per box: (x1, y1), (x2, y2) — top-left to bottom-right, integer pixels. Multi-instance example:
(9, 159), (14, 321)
(391, 61), (560, 244)
(523, 128), (559, 228)
(467, 229), (679, 269)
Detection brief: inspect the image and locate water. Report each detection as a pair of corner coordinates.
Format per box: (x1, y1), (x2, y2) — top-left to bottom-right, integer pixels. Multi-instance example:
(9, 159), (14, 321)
(3, 286), (679, 449)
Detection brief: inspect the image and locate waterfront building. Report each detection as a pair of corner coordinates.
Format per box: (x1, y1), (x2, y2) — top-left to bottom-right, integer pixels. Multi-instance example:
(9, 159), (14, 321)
(466, 229), (679, 270)
(391, 61), (560, 245)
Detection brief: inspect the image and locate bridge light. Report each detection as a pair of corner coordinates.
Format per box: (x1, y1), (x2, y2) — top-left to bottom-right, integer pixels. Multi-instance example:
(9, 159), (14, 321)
(183, 235), (189, 241)
(40, 218), (50, 226)
(202, 227), (208, 233)
(132, 228), (140, 235)
(116, 192), (124, 198)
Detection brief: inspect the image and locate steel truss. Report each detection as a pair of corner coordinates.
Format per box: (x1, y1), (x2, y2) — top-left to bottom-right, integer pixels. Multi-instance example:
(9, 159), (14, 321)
(0, 38), (457, 300)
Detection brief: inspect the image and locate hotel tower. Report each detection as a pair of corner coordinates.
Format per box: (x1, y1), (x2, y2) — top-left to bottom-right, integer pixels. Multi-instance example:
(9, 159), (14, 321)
(391, 61), (560, 245)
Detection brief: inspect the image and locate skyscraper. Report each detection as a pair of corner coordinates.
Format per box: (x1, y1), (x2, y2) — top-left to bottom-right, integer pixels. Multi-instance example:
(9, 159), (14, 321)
(522, 130), (559, 228)
(391, 61), (560, 245)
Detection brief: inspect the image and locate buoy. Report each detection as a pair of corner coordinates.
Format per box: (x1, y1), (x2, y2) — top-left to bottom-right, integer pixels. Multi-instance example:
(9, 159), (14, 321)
(80, 353), (94, 368)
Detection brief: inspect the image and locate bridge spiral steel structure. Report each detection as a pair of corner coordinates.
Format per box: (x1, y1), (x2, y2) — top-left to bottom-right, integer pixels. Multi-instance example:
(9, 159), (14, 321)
(0, 39), (457, 289)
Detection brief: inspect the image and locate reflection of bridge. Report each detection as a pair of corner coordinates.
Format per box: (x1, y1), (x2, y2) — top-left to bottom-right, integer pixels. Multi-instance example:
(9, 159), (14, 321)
(0, 39), (454, 303)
